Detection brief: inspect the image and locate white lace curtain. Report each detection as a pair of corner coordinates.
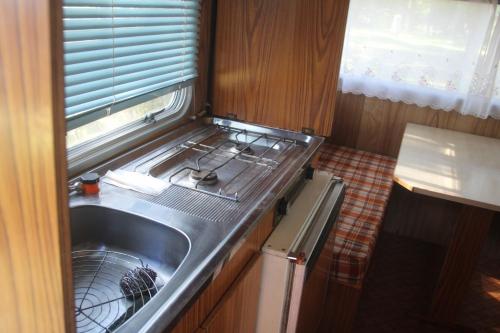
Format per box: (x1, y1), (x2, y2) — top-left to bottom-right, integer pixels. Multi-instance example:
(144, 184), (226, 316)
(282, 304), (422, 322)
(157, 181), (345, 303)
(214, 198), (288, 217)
(340, 0), (500, 119)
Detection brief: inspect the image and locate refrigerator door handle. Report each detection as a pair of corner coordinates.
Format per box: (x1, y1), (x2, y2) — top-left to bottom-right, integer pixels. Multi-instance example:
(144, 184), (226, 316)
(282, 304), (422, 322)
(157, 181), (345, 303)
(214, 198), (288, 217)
(288, 179), (345, 278)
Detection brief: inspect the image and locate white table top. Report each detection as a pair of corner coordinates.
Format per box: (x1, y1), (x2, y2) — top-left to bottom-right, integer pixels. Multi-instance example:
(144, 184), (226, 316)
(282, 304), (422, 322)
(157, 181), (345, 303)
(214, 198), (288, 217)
(394, 123), (500, 212)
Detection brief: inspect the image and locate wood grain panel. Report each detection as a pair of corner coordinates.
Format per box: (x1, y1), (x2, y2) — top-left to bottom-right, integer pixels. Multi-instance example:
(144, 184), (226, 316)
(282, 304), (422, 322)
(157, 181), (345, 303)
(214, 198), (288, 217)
(0, 0), (73, 332)
(201, 254), (263, 333)
(332, 93), (500, 158)
(52, 0), (76, 331)
(328, 92), (365, 147)
(213, 0), (350, 136)
(383, 184), (460, 246)
(170, 210), (274, 333)
(429, 206), (494, 323)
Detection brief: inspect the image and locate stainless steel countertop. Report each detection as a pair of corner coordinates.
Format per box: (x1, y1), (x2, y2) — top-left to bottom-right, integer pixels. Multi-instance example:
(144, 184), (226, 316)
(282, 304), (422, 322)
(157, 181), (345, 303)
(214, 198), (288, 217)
(70, 117), (323, 332)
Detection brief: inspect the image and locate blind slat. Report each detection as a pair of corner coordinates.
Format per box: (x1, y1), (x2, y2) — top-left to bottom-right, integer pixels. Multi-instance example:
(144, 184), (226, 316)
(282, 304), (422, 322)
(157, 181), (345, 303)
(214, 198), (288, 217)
(65, 97), (115, 119)
(114, 75), (196, 106)
(64, 40), (197, 65)
(65, 57), (196, 86)
(63, 17), (199, 30)
(63, 0), (200, 121)
(114, 70), (197, 97)
(64, 7), (199, 18)
(64, 46), (196, 75)
(64, 26), (198, 41)
(65, 88), (114, 111)
(64, 32), (198, 52)
(114, 61), (197, 85)
(65, 0), (198, 8)
(113, 0), (199, 8)
(65, 69), (196, 112)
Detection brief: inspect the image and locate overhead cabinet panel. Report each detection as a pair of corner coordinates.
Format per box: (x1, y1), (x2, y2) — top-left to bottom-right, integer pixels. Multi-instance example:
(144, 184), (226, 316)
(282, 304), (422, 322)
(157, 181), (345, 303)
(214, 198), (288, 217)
(213, 0), (350, 136)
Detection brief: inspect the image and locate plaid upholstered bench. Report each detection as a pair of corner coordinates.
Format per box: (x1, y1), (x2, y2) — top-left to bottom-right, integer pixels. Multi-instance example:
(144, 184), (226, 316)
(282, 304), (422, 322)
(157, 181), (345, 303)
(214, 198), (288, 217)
(317, 144), (396, 333)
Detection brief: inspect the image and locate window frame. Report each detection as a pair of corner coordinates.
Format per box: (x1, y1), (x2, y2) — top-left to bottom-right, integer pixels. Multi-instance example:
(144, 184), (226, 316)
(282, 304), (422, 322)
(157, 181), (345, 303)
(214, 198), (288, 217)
(67, 85), (192, 177)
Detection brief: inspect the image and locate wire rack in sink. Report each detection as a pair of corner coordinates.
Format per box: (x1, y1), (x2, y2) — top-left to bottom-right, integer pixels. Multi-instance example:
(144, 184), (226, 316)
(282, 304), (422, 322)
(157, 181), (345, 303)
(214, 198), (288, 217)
(72, 250), (164, 333)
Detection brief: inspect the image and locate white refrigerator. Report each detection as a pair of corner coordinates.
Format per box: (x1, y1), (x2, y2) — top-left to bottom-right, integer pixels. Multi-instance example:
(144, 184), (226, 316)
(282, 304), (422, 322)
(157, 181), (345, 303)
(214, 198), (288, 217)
(257, 171), (345, 333)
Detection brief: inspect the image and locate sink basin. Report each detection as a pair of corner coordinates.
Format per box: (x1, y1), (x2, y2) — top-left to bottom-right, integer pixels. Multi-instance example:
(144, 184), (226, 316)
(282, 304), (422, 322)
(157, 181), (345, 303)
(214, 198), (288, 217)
(70, 205), (190, 332)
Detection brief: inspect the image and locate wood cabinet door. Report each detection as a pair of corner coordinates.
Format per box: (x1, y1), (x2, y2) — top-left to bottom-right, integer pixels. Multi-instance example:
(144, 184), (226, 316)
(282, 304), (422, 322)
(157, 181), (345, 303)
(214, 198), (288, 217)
(170, 211), (273, 333)
(201, 254), (263, 333)
(212, 0), (350, 136)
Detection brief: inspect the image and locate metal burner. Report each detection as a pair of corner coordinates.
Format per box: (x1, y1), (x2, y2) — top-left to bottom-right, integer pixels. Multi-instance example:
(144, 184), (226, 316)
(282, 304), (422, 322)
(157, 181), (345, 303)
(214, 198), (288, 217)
(190, 170), (218, 185)
(230, 142), (254, 155)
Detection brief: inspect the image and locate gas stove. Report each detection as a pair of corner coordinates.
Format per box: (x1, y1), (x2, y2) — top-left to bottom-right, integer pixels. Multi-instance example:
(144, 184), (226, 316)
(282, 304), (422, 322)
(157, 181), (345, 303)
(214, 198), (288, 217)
(89, 117), (323, 225)
(132, 121), (308, 202)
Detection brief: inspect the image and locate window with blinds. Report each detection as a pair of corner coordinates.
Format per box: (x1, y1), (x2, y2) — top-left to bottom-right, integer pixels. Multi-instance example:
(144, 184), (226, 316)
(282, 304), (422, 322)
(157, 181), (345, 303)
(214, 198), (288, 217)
(63, 0), (200, 131)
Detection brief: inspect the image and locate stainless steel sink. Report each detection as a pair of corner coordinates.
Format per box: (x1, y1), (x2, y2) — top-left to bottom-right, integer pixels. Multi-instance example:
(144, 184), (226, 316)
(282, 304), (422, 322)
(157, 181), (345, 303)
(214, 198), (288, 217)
(70, 205), (191, 332)
(71, 205), (190, 278)
(69, 192), (226, 333)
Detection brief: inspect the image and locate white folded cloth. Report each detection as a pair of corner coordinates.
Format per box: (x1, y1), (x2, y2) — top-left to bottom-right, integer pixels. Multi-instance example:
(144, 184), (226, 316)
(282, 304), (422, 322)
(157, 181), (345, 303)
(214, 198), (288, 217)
(102, 170), (169, 196)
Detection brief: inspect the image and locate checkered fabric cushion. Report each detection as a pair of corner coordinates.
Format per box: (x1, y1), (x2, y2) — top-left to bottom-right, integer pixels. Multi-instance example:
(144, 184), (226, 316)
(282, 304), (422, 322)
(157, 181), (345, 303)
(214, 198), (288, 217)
(318, 144), (396, 287)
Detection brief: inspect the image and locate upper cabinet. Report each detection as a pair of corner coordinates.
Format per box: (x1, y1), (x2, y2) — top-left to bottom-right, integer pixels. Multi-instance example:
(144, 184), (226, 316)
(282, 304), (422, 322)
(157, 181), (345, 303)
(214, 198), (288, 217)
(212, 0), (350, 136)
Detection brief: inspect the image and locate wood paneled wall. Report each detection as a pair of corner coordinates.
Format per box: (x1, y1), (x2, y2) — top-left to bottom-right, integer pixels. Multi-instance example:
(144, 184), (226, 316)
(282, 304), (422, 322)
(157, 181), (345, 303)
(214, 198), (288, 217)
(0, 0), (73, 332)
(212, 0), (350, 136)
(331, 93), (500, 158)
(332, 92), (500, 255)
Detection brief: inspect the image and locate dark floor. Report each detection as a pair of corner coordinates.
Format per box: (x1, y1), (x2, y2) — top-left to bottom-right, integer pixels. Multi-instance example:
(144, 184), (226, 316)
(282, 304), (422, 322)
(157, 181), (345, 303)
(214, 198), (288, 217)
(352, 232), (500, 333)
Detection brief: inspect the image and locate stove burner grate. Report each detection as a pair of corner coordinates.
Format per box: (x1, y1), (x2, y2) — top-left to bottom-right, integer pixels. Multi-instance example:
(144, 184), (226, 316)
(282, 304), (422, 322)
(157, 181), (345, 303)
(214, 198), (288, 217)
(155, 124), (298, 202)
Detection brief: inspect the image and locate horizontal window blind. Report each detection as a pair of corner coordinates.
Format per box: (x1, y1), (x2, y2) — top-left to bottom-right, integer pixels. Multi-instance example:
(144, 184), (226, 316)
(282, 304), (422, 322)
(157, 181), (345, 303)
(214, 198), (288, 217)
(63, 0), (200, 129)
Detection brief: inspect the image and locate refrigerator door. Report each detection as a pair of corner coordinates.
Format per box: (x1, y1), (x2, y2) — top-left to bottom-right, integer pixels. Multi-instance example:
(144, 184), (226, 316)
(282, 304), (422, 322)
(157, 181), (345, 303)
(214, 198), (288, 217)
(286, 178), (345, 333)
(257, 171), (345, 333)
